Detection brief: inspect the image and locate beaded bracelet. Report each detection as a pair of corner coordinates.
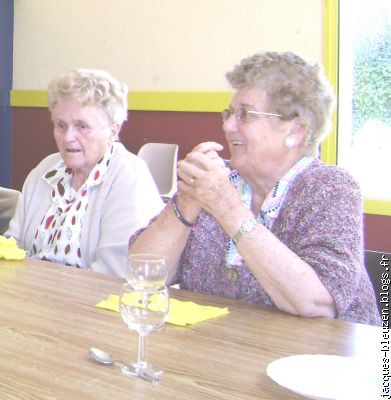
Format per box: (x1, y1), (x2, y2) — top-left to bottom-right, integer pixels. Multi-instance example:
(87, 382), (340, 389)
(172, 193), (194, 227)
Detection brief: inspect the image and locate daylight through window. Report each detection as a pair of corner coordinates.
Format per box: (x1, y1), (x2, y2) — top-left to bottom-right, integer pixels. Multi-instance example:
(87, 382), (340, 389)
(338, 0), (391, 201)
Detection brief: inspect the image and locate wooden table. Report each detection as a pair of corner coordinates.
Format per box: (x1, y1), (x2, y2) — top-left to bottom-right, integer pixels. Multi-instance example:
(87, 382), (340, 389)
(0, 258), (380, 399)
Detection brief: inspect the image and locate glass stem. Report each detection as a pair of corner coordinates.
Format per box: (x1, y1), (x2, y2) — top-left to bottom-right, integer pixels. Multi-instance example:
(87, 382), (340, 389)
(137, 292), (149, 369)
(137, 332), (147, 368)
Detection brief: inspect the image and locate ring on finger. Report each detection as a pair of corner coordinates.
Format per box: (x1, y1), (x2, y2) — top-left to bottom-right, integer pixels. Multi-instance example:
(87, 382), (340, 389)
(188, 177), (196, 186)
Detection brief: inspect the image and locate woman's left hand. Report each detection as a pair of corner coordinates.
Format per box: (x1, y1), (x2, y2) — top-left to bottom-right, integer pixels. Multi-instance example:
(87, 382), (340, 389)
(177, 142), (238, 217)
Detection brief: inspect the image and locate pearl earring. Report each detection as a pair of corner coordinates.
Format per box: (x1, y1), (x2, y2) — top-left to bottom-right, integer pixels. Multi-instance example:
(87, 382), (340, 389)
(284, 137), (295, 149)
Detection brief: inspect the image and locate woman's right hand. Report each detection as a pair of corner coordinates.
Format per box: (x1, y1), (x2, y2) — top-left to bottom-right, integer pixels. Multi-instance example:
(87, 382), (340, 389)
(174, 141), (225, 222)
(177, 141), (237, 219)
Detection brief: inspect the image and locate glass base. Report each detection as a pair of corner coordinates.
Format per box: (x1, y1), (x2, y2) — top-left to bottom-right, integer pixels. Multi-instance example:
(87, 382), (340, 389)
(121, 362), (163, 383)
(121, 364), (139, 377)
(133, 361), (163, 378)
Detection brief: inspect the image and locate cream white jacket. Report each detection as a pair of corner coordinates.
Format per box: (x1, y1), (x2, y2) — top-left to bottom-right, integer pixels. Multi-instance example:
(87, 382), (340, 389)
(6, 142), (164, 277)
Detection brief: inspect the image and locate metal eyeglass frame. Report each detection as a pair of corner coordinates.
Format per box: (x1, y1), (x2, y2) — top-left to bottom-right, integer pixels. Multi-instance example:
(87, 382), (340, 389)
(221, 107), (283, 122)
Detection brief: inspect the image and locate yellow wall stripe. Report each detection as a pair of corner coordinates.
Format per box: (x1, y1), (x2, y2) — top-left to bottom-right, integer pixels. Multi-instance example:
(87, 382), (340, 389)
(10, 90), (232, 112)
(11, 90), (48, 107)
(321, 0), (338, 166)
(365, 200), (391, 217)
(129, 92), (232, 112)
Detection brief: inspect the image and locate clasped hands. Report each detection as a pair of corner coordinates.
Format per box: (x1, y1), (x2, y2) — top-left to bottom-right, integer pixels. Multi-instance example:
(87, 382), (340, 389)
(176, 141), (233, 215)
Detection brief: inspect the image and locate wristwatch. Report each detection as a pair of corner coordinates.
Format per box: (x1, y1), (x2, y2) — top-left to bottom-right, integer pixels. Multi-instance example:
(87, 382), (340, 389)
(232, 217), (260, 245)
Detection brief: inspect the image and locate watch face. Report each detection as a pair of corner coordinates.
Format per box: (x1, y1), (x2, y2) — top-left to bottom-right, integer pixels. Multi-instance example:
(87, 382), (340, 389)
(242, 219), (257, 232)
(233, 218), (259, 244)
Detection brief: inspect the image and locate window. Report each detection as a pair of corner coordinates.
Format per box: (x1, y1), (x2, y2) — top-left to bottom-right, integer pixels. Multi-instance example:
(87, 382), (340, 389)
(322, 0), (391, 216)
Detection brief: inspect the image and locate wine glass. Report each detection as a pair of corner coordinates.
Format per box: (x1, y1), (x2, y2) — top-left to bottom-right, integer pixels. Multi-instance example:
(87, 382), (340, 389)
(127, 253), (168, 292)
(120, 283), (169, 379)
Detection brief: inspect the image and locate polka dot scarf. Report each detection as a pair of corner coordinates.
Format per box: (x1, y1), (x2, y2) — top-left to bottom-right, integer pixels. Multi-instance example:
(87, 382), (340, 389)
(226, 156), (314, 267)
(29, 145), (114, 268)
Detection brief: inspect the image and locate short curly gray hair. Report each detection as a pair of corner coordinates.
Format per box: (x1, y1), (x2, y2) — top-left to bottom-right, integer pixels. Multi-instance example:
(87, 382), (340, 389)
(226, 51), (335, 154)
(48, 68), (128, 127)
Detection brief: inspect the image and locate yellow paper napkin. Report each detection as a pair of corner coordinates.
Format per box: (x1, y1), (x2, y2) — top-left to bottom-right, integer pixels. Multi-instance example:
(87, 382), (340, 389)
(96, 294), (229, 326)
(0, 236), (27, 260)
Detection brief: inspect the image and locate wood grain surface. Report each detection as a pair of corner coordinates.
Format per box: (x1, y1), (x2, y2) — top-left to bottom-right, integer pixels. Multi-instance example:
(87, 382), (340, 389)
(0, 258), (380, 400)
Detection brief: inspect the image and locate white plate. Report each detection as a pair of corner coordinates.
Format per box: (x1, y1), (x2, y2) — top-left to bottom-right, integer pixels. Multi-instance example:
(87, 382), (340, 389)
(266, 354), (380, 400)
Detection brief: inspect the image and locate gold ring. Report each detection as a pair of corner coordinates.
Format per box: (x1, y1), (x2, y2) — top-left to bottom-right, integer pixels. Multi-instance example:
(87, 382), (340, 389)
(188, 177), (195, 186)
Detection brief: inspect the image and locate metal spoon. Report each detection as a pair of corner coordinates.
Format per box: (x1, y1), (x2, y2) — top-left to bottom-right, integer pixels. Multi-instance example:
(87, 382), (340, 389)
(88, 347), (160, 384)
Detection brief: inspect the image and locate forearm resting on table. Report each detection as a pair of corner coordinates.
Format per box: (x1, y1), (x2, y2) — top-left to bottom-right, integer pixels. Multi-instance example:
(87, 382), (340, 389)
(129, 201), (193, 284)
(264, 263), (337, 319)
(236, 228), (337, 318)
(215, 206), (336, 318)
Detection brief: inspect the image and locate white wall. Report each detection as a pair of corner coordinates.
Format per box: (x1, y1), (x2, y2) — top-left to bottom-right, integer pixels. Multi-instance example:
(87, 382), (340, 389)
(13, 0), (323, 90)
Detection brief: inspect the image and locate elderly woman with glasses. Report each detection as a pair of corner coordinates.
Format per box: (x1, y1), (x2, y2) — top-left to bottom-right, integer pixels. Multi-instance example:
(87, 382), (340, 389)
(6, 68), (164, 277)
(129, 51), (380, 325)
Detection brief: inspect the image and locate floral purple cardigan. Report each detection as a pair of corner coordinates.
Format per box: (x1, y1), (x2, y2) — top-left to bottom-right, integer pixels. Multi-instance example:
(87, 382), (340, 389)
(130, 159), (380, 326)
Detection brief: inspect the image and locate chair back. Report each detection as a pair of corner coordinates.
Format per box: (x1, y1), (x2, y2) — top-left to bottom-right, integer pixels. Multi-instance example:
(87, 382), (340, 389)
(138, 143), (178, 201)
(0, 187), (21, 235)
(364, 250), (391, 315)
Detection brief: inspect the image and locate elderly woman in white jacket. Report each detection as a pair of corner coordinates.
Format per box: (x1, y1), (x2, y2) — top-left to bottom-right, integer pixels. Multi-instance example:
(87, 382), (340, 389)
(6, 68), (163, 277)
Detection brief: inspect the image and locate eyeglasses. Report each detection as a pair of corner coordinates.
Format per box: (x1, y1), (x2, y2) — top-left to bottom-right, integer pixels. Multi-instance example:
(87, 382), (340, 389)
(222, 107), (283, 123)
